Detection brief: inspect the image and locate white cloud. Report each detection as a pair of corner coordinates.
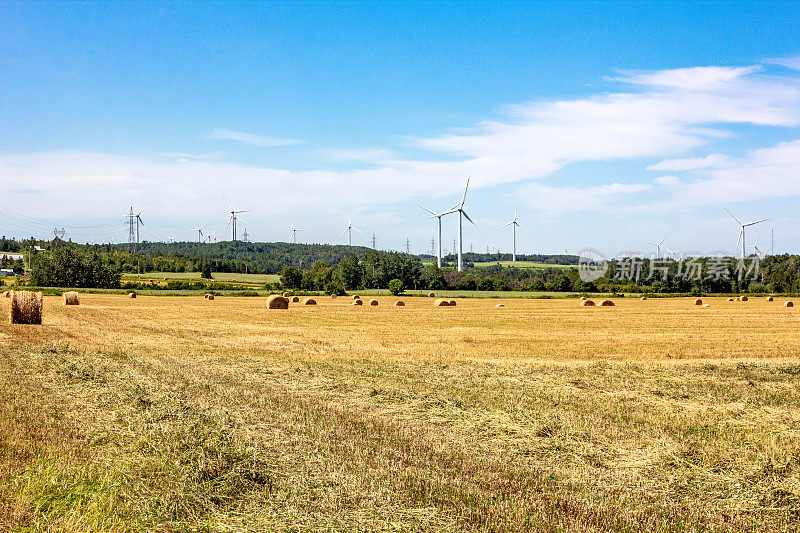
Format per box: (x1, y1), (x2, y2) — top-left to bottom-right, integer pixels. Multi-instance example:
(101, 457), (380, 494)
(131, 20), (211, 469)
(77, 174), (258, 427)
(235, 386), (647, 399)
(766, 56), (800, 71)
(647, 154), (730, 172)
(518, 181), (651, 213)
(205, 128), (305, 147)
(654, 176), (681, 186)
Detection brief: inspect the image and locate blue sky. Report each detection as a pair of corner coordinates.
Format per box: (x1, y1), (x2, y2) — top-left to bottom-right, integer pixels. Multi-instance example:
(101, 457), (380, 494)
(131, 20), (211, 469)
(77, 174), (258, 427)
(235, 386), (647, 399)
(2, 1), (800, 258)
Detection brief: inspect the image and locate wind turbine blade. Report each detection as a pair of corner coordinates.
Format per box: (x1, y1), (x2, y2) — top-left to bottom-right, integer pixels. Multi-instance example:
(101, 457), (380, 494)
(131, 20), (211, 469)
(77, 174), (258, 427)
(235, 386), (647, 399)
(659, 238), (666, 245)
(138, 217), (145, 227)
(461, 210), (482, 232)
(235, 209), (250, 214)
(725, 208), (742, 225)
(339, 228), (348, 236)
(514, 203), (518, 221)
(498, 221), (513, 229)
(347, 214), (351, 226)
(225, 216), (232, 228)
(237, 217), (249, 225)
(736, 228), (742, 249)
(352, 227), (363, 234)
(744, 218), (768, 226)
(296, 228), (306, 231)
(138, 202), (146, 215)
(221, 195), (233, 211)
(459, 176), (470, 208)
(517, 222), (530, 234)
(417, 204), (437, 216)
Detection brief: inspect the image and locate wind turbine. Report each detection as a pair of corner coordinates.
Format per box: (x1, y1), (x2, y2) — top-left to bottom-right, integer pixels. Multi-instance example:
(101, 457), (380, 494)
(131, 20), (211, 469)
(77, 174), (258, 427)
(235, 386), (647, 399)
(339, 215), (362, 246)
(223, 196), (249, 241)
(189, 222), (205, 243)
(289, 222), (306, 244)
(498, 203), (529, 262)
(417, 204), (453, 268)
(726, 209), (768, 260)
(442, 177), (480, 272)
(649, 238), (666, 259)
(127, 203), (146, 244)
(748, 235), (763, 258)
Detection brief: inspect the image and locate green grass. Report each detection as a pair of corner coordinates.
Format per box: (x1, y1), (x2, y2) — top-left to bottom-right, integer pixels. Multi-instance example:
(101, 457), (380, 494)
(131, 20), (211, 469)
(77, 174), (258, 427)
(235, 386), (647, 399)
(471, 260), (574, 269)
(122, 271), (279, 284)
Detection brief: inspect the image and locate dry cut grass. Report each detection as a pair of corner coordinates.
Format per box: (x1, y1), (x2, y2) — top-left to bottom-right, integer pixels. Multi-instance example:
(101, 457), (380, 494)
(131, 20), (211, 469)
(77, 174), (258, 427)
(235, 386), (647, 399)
(1, 294), (799, 531)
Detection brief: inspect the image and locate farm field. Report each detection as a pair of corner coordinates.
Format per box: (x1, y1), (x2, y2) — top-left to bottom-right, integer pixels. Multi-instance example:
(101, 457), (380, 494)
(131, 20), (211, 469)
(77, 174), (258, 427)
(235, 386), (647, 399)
(122, 271), (280, 284)
(2, 294), (800, 531)
(421, 260), (574, 270)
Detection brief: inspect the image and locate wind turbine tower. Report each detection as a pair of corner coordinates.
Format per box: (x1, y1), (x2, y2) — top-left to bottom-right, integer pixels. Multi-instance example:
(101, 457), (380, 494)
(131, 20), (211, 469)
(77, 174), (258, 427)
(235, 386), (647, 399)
(127, 204), (145, 248)
(222, 196), (249, 241)
(289, 223), (306, 243)
(340, 215), (362, 246)
(498, 204), (529, 262)
(445, 177), (480, 272)
(726, 209), (768, 260)
(648, 238), (666, 259)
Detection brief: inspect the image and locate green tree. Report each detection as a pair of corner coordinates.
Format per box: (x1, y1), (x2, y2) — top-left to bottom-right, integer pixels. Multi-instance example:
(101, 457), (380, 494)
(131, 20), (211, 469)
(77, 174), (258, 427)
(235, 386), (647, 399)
(30, 247), (120, 288)
(388, 278), (405, 295)
(280, 266), (303, 289)
(201, 261), (212, 279)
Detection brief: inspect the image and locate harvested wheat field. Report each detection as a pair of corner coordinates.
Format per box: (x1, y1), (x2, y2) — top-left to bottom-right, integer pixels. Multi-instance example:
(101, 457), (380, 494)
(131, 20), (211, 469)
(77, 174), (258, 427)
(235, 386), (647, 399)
(1, 294), (800, 531)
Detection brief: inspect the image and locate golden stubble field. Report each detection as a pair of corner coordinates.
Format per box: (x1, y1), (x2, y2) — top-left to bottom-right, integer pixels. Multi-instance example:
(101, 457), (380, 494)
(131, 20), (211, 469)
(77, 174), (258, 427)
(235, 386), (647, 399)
(1, 293), (800, 531)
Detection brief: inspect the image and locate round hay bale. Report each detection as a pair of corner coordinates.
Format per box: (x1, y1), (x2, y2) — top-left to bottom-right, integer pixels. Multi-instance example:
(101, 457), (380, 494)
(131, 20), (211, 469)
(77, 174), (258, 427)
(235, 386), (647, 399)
(351, 299), (363, 306)
(428, 292), (436, 297)
(694, 298), (702, 306)
(204, 293), (209, 299)
(434, 298), (451, 307)
(369, 299), (378, 306)
(640, 297), (648, 300)
(10, 290), (43, 324)
(580, 300), (595, 307)
(394, 300), (405, 307)
(62, 291), (80, 306)
(352, 294), (360, 300)
(283, 292), (290, 297)
(330, 294), (337, 299)
(785, 301), (794, 307)
(303, 298), (317, 305)
(267, 295), (289, 309)
(291, 296), (300, 303)
(740, 295), (749, 302)
(735, 296), (741, 301)
(767, 296), (774, 301)
(727, 297), (735, 302)
(2, 291), (9, 298)
(448, 300), (457, 306)
(599, 300), (615, 307)
(206, 294), (215, 301)
(128, 292), (137, 299)
(580, 296), (587, 300)
(495, 304), (505, 308)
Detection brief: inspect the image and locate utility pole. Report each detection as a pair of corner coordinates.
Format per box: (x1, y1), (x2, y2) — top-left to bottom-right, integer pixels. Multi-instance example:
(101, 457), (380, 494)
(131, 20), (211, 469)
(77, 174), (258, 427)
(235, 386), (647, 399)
(405, 238), (411, 254)
(53, 227), (65, 247)
(469, 242), (473, 253)
(429, 238), (435, 256)
(452, 238), (457, 257)
(371, 233), (377, 249)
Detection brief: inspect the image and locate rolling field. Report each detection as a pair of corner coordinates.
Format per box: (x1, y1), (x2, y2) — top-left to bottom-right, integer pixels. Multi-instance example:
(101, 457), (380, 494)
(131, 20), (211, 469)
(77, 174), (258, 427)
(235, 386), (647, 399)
(2, 294), (800, 531)
(122, 271), (280, 284)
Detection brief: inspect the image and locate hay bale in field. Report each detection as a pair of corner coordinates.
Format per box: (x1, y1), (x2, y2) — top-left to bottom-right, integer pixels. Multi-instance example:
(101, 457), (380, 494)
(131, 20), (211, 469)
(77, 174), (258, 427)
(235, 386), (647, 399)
(785, 301), (794, 307)
(599, 300), (615, 306)
(694, 298), (703, 306)
(351, 299), (363, 306)
(206, 294), (214, 301)
(204, 293), (209, 299)
(369, 299), (379, 306)
(303, 298), (317, 305)
(330, 294), (337, 299)
(291, 296), (300, 303)
(267, 295), (289, 309)
(394, 301), (405, 306)
(10, 290), (43, 324)
(640, 297), (647, 300)
(495, 304), (505, 308)
(767, 296), (774, 301)
(580, 296), (587, 300)
(282, 292), (290, 297)
(740, 295), (749, 301)
(2, 291), (9, 298)
(128, 292), (136, 299)
(735, 296), (741, 301)
(428, 292), (436, 297)
(580, 300), (595, 307)
(434, 298), (451, 307)
(448, 300), (457, 306)
(62, 291), (80, 306)
(352, 295), (360, 300)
